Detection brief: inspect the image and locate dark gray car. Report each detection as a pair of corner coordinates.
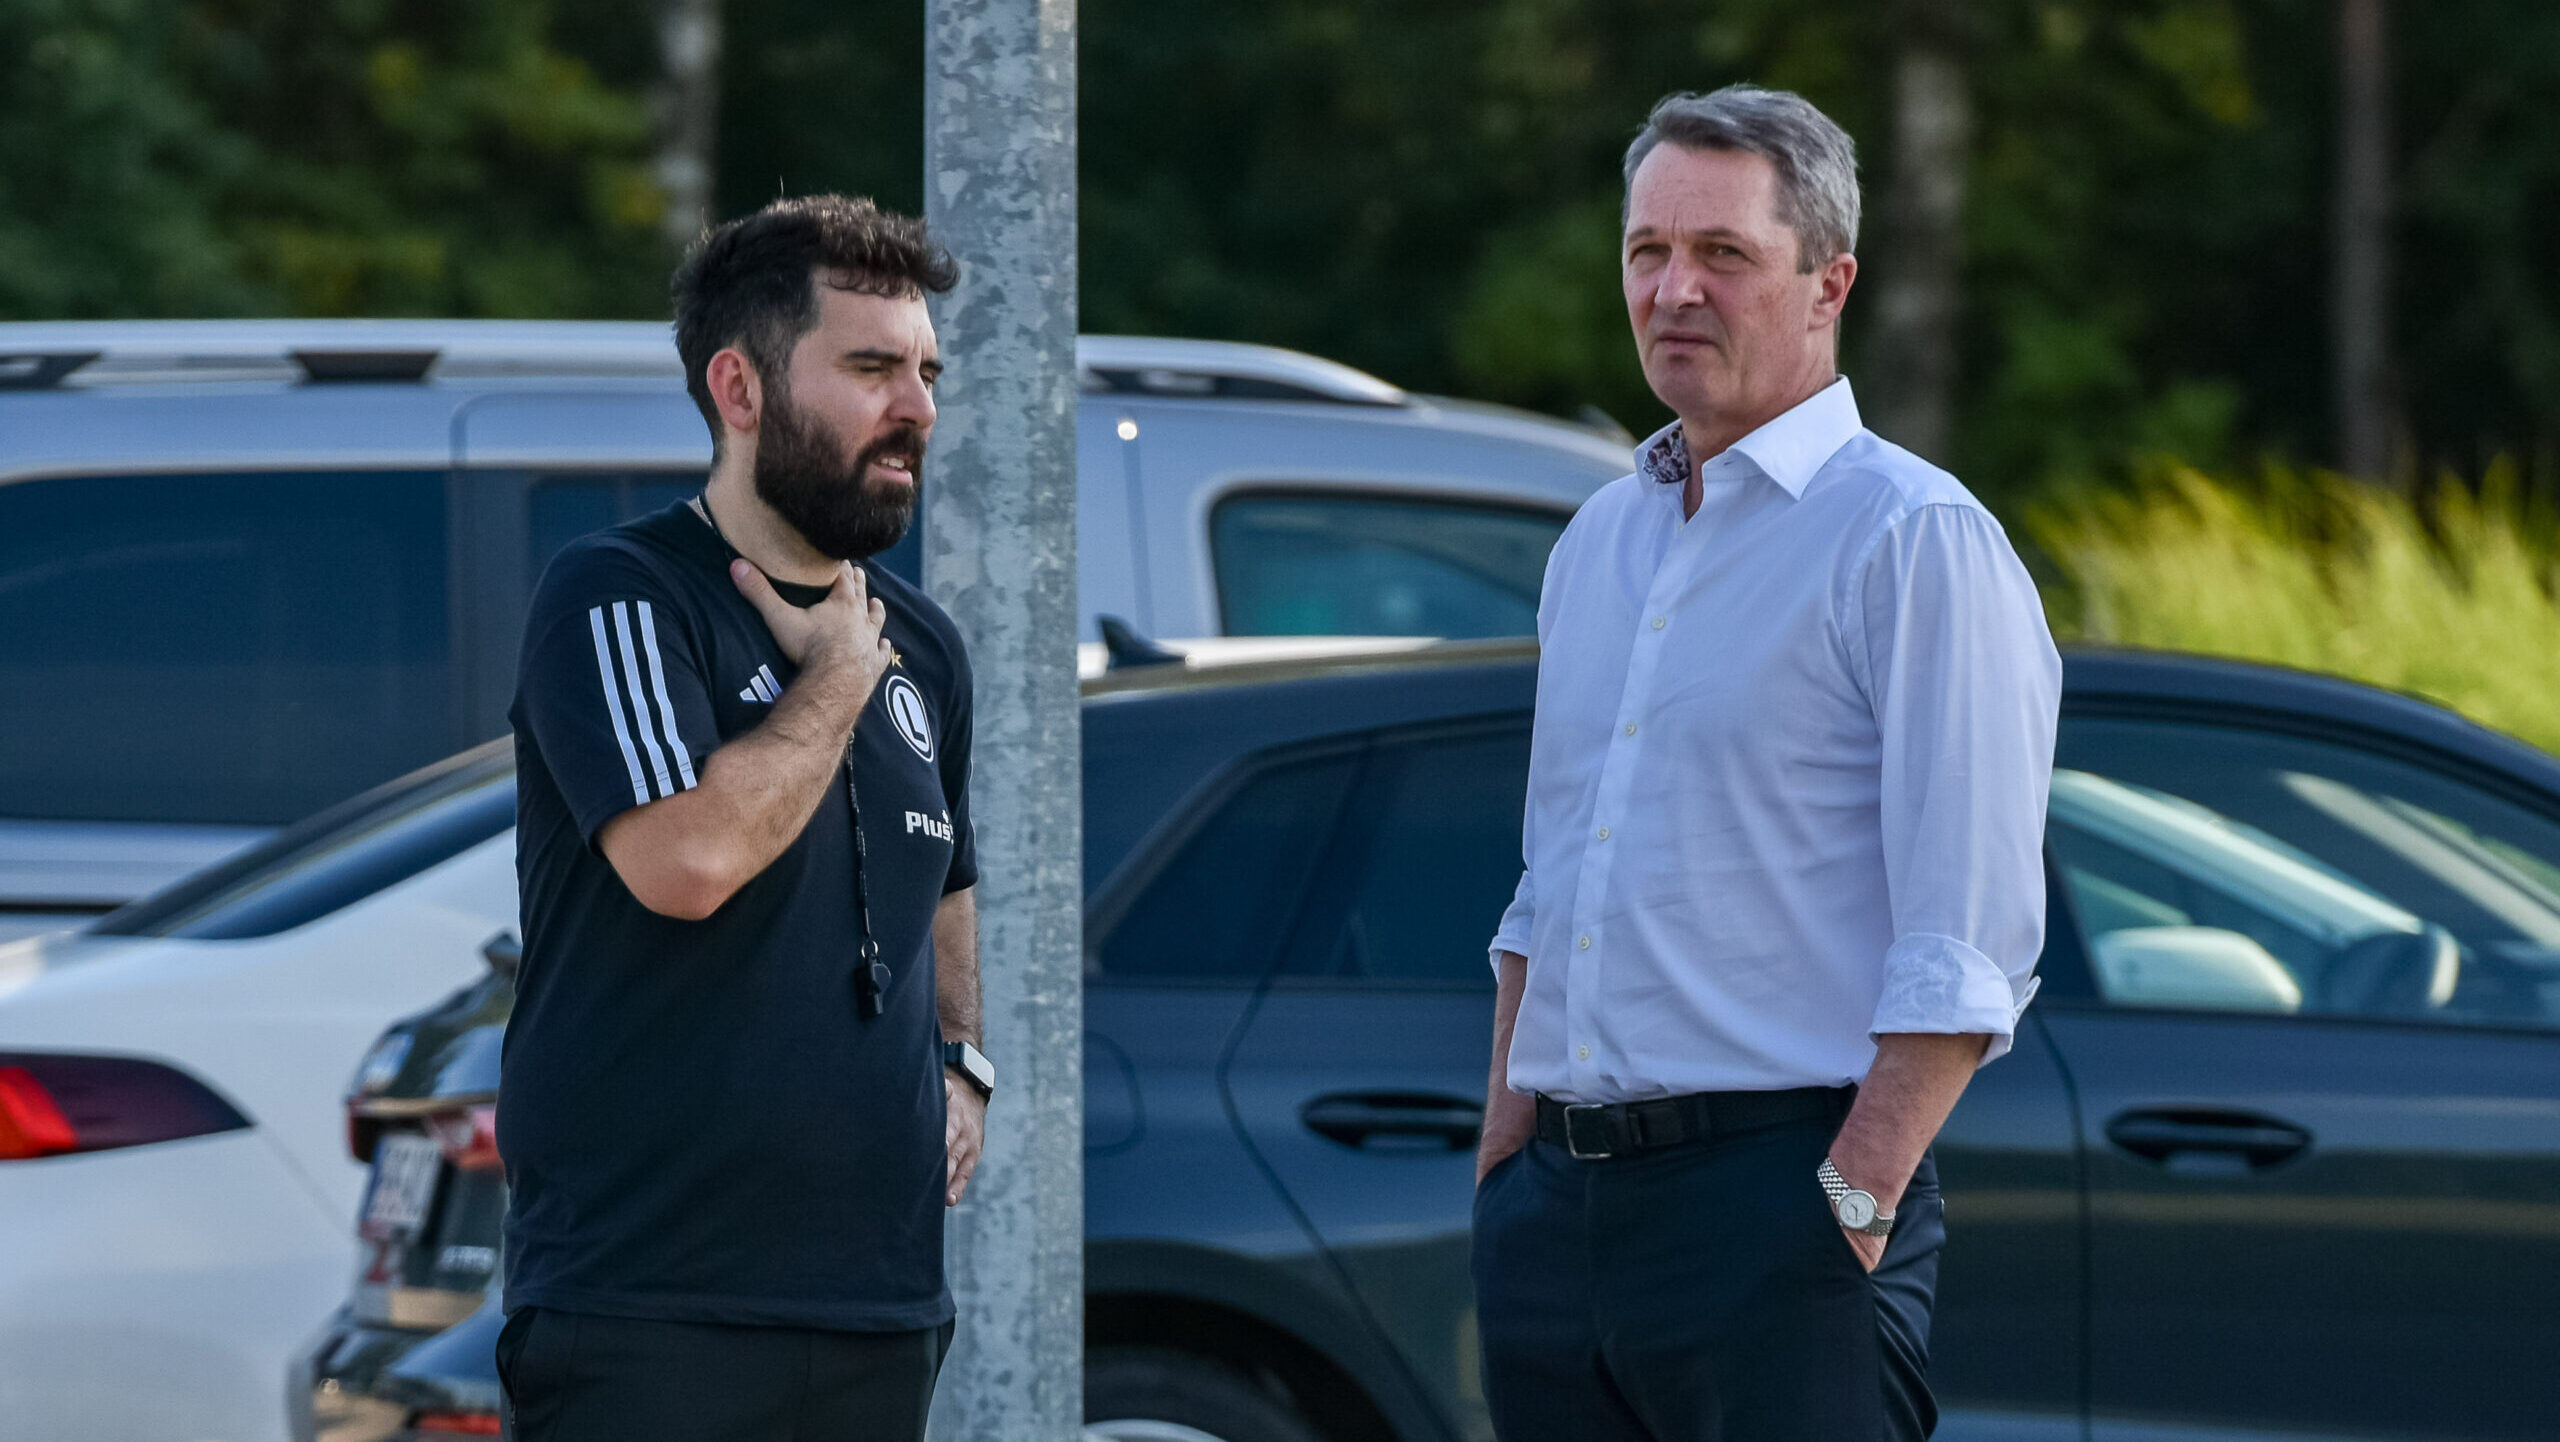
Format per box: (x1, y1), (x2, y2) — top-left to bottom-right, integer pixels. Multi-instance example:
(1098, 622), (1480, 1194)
(296, 644), (2560, 1442)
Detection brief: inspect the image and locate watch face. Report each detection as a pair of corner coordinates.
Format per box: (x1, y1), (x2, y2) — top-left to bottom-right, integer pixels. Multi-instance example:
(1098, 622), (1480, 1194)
(1837, 1191), (1877, 1229)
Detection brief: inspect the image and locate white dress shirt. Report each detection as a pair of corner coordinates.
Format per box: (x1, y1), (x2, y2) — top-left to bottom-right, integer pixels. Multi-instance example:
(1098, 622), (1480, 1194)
(1492, 377), (2060, 1101)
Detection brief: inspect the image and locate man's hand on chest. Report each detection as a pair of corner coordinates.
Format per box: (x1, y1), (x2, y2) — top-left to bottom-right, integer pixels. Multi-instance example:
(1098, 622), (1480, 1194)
(729, 559), (896, 728)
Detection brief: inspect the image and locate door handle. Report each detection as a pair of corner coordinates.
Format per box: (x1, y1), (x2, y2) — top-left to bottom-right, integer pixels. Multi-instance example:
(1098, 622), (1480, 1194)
(2105, 1108), (2313, 1171)
(1300, 1092), (1484, 1152)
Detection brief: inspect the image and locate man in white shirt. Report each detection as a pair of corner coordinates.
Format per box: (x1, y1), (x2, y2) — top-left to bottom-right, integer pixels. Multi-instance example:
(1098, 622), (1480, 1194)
(1470, 86), (2061, 1441)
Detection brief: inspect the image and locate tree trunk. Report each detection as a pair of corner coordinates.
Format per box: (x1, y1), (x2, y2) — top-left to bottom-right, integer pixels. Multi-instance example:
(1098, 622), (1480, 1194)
(1868, 0), (1970, 465)
(656, 0), (722, 249)
(2333, 0), (2401, 485)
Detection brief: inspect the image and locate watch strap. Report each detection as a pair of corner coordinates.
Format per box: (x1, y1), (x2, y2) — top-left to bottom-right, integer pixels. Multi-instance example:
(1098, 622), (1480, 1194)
(1817, 1157), (1895, 1236)
(943, 1041), (995, 1100)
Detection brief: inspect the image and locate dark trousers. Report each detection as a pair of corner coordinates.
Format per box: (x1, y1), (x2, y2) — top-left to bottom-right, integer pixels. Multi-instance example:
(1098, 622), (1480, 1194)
(1471, 1103), (1944, 1441)
(498, 1307), (955, 1442)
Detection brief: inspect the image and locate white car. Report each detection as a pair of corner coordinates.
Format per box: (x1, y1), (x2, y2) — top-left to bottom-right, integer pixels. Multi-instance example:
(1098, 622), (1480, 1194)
(0, 748), (514, 1442)
(0, 641), (1383, 1442)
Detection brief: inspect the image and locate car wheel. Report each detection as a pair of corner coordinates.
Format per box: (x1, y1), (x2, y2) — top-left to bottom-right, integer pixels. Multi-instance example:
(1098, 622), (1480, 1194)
(1085, 1346), (1328, 1442)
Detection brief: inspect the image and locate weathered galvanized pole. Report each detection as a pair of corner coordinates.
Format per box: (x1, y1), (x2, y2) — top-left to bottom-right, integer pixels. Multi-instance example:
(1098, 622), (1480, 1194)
(921, 1), (1083, 1439)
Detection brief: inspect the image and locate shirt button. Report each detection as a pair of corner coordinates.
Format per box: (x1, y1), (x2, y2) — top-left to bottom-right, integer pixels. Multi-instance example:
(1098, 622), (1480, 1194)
(1652, 616), (1667, 630)
(1624, 723), (1638, 737)
(1578, 1045), (1591, 1060)
(1578, 935), (1592, 951)
(1596, 826), (1610, 840)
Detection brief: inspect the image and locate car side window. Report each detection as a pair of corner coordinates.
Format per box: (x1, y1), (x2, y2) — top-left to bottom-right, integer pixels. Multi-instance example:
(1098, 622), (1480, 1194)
(2051, 718), (2560, 1029)
(1290, 726), (1529, 989)
(1092, 750), (1360, 983)
(1211, 492), (1565, 638)
(0, 470), (453, 826)
(526, 472), (704, 578)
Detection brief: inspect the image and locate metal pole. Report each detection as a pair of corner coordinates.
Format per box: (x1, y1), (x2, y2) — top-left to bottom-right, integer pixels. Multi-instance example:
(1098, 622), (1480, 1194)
(922, 1), (1082, 1439)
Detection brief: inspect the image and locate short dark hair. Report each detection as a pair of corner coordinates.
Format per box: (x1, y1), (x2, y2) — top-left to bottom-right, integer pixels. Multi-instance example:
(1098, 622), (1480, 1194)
(671, 194), (959, 438)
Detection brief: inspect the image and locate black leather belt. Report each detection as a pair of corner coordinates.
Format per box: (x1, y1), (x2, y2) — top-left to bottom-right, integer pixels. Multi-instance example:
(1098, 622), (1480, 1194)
(1533, 1086), (1850, 1161)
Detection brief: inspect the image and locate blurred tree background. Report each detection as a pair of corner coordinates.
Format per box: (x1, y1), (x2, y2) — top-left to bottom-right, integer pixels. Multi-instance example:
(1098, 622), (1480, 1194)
(7, 0), (2560, 514)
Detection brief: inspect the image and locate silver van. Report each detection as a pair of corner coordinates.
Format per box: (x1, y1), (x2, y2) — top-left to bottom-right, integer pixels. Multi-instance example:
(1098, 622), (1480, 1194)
(0, 321), (1629, 931)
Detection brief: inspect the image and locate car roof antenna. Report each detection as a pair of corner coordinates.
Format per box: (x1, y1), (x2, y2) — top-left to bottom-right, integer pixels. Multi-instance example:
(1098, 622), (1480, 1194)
(1097, 615), (1183, 670)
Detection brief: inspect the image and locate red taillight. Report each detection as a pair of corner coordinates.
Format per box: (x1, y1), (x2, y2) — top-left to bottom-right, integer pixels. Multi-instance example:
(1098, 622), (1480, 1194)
(411, 1411), (502, 1436)
(425, 1103), (502, 1172)
(0, 1067), (78, 1159)
(347, 1107), (381, 1164)
(0, 1054), (249, 1161)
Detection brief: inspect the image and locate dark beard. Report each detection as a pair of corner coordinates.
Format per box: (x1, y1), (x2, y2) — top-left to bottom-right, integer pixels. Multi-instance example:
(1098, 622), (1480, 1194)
(751, 391), (923, 561)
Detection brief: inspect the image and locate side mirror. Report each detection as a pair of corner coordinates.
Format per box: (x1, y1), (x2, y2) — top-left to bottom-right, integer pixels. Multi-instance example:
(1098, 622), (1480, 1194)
(481, 930), (522, 979)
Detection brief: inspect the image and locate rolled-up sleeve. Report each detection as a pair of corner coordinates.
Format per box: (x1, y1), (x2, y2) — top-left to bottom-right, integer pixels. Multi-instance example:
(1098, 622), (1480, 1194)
(1850, 503), (2061, 1065)
(1490, 868), (1535, 967)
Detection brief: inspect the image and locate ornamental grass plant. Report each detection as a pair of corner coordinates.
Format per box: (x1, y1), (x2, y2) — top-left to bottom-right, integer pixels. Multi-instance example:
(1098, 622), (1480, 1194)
(2031, 462), (2560, 757)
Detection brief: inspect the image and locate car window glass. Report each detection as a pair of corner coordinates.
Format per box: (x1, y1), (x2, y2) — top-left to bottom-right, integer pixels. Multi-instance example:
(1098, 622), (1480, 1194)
(1094, 751), (1359, 982)
(93, 745), (515, 941)
(0, 471), (452, 826)
(527, 473), (703, 577)
(1294, 727), (1528, 988)
(1212, 493), (1565, 638)
(2052, 719), (2560, 1029)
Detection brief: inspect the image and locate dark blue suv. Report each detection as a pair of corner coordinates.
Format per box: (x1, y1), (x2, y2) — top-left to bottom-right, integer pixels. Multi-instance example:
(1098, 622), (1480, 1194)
(302, 643), (2560, 1442)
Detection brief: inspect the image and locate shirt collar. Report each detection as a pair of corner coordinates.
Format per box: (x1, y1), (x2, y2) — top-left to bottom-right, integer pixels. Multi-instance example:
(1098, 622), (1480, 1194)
(1636, 376), (1864, 501)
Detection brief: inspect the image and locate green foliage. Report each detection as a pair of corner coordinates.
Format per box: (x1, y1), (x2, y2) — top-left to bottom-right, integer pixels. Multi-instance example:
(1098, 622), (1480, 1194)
(11, 0), (2560, 505)
(2034, 463), (2560, 755)
(704, 0), (923, 219)
(0, 0), (667, 320)
(1077, 0), (2560, 508)
(0, 0), (257, 317)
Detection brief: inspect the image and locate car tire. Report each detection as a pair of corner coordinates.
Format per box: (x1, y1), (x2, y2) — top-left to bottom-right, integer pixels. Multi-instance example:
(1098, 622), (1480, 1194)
(1084, 1346), (1328, 1442)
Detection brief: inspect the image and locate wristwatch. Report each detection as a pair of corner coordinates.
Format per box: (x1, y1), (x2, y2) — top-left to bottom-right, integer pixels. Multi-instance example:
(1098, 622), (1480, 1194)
(1818, 1157), (1895, 1237)
(943, 1040), (995, 1102)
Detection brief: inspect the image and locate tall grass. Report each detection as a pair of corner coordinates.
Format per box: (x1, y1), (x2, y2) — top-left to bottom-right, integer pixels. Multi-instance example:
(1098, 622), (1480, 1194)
(2031, 462), (2560, 756)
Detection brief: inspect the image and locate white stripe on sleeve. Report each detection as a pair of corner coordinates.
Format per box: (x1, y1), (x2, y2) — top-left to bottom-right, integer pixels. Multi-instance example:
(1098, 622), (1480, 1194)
(588, 606), (650, 806)
(612, 602), (675, 799)
(634, 600), (699, 791)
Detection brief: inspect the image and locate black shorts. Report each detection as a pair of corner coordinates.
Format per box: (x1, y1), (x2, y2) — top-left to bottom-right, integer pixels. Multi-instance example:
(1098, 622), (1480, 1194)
(498, 1308), (955, 1442)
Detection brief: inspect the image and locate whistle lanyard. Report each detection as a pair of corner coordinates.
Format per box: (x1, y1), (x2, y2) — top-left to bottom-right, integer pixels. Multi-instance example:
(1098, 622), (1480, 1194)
(843, 750), (892, 1018)
(695, 494), (890, 1018)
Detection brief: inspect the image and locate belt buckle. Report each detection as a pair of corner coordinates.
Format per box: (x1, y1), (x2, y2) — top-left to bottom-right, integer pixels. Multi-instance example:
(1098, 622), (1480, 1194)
(1562, 1103), (1613, 1160)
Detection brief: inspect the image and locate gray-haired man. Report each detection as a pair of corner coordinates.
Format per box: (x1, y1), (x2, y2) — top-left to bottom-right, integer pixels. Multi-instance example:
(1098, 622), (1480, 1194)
(1468, 87), (2060, 1440)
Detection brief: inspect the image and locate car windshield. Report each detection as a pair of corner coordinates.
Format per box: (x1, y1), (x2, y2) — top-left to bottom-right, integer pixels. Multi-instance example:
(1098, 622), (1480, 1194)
(90, 741), (518, 942)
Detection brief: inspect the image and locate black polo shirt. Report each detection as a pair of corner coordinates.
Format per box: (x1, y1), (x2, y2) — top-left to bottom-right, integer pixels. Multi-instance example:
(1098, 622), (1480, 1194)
(501, 500), (974, 1332)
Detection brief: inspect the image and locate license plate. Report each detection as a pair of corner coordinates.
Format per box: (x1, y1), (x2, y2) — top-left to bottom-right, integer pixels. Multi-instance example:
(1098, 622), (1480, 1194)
(359, 1132), (443, 1241)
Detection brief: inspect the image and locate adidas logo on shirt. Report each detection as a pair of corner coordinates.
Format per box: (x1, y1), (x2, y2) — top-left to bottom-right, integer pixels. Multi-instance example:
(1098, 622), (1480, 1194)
(737, 665), (783, 704)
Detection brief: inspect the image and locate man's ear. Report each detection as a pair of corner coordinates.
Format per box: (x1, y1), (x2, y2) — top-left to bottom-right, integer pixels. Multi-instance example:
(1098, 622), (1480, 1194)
(706, 347), (763, 443)
(1811, 252), (1859, 331)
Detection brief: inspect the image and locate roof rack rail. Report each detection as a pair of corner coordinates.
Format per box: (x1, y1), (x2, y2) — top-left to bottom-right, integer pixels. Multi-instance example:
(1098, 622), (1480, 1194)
(0, 322), (1412, 405)
(0, 320), (681, 388)
(1076, 335), (1406, 407)
(0, 352), (101, 390)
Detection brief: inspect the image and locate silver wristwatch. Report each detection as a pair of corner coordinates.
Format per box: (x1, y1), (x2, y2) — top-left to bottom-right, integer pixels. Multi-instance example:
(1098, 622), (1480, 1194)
(1818, 1157), (1895, 1237)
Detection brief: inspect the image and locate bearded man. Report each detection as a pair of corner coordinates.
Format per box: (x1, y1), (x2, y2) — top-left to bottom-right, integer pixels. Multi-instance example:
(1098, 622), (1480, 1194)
(496, 194), (994, 1442)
